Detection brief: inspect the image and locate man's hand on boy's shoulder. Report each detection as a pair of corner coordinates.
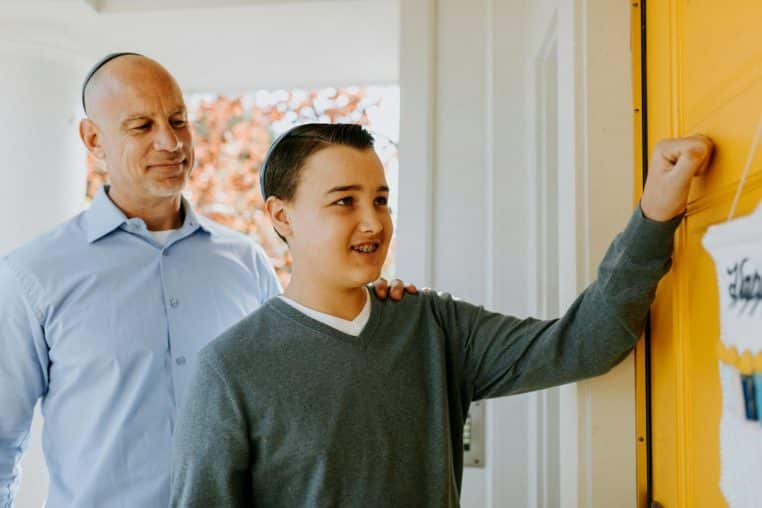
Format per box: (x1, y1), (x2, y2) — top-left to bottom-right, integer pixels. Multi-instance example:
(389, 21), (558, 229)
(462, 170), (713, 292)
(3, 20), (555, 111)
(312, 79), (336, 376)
(640, 135), (715, 222)
(371, 278), (418, 300)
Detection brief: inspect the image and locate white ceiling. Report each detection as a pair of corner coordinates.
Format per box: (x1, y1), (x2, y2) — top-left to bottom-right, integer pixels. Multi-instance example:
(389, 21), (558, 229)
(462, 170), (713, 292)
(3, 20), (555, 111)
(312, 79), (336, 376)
(0, 0), (399, 91)
(91, 0), (365, 13)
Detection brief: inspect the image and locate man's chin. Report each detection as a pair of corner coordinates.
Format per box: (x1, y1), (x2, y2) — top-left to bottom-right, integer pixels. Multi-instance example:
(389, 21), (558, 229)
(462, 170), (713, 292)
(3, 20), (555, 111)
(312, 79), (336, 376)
(146, 177), (187, 198)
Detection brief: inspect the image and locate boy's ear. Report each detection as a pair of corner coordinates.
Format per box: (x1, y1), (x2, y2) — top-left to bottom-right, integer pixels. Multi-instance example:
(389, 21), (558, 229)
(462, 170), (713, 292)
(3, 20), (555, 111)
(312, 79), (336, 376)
(265, 196), (293, 239)
(79, 119), (106, 160)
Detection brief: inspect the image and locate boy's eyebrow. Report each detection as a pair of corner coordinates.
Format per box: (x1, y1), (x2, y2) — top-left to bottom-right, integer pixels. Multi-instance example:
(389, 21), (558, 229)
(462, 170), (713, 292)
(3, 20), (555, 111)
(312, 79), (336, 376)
(325, 185), (390, 195)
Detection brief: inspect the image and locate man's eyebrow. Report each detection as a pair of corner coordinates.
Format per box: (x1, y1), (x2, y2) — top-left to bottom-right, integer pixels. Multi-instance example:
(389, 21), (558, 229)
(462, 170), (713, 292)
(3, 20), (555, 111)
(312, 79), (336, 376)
(121, 108), (186, 125)
(324, 184), (390, 195)
(121, 114), (152, 124)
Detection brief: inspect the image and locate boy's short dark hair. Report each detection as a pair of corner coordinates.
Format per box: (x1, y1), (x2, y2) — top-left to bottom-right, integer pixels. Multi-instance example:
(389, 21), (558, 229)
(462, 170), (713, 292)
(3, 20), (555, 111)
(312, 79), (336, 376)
(261, 123), (375, 203)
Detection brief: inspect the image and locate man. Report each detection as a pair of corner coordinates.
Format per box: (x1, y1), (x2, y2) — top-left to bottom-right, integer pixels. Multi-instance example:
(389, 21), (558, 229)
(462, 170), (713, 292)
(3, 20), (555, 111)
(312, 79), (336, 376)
(0, 53), (410, 508)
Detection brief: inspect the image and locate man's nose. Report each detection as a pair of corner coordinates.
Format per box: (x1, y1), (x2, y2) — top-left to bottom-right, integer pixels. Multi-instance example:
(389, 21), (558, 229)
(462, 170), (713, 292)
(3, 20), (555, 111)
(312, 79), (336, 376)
(153, 122), (182, 152)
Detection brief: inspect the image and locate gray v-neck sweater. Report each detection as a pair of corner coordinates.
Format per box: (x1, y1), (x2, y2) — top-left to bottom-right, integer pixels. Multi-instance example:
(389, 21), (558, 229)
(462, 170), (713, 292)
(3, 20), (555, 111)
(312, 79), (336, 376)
(171, 207), (681, 508)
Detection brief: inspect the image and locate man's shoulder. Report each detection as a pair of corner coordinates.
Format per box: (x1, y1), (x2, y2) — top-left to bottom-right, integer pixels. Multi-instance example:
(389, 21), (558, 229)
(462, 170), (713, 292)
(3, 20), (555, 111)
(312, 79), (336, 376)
(198, 215), (250, 244)
(3, 212), (88, 275)
(197, 215), (270, 258)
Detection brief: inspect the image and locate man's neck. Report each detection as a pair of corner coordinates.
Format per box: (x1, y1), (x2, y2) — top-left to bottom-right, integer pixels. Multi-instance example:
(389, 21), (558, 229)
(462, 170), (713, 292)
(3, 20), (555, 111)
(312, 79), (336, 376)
(284, 276), (367, 321)
(107, 187), (184, 231)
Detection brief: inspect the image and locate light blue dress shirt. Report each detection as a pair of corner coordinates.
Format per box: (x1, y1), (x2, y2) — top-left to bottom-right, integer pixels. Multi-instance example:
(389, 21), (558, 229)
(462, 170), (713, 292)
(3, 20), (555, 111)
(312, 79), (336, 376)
(0, 186), (281, 508)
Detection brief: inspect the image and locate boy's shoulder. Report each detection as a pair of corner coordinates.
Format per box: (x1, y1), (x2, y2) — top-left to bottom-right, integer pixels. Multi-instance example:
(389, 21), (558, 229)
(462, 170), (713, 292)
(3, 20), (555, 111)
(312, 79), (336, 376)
(199, 299), (285, 367)
(371, 287), (460, 314)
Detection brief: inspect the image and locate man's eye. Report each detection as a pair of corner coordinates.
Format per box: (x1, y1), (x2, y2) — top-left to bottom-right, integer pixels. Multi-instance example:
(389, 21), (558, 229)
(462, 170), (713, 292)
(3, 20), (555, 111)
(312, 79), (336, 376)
(335, 197), (354, 206)
(375, 196), (388, 206)
(172, 120), (187, 128)
(132, 124), (150, 131)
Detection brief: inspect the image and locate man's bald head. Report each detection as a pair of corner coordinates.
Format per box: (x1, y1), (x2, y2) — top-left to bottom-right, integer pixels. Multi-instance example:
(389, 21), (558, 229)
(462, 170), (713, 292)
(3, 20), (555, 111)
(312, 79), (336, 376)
(82, 54), (183, 122)
(81, 52), (142, 114)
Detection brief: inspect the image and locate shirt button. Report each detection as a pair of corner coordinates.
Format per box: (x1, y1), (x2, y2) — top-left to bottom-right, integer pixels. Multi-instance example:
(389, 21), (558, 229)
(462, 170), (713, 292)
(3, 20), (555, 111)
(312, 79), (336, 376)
(175, 356), (186, 366)
(169, 297), (179, 307)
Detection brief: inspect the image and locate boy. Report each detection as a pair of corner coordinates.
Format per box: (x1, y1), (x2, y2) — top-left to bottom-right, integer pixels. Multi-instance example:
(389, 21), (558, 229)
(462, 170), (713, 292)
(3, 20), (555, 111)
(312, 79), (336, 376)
(170, 124), (712, 507)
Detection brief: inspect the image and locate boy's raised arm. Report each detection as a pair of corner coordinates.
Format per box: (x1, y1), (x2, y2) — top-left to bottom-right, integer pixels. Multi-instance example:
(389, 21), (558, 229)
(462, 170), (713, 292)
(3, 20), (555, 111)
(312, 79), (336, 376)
(437, 136), (713, 400)
(435, 204), (681, 400)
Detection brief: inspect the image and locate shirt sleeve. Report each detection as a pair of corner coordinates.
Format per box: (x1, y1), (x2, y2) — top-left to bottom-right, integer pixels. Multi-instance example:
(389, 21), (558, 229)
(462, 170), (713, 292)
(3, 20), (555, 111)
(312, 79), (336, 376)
(0, 260), (49, 507)
(431, 204), (682, 400)
(252, 244), (283, 302)
(170, 352), (251, 508)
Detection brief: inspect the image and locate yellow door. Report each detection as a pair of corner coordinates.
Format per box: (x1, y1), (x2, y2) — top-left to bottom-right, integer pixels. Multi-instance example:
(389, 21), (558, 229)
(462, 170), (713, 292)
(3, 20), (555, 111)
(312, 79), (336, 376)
(634, 0), (762, 508)
(636, 1), (762, 507)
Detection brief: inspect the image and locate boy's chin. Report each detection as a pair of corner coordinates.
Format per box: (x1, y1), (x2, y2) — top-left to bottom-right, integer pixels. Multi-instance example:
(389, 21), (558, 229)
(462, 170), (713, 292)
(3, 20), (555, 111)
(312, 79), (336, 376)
(349, 269), (384, 287)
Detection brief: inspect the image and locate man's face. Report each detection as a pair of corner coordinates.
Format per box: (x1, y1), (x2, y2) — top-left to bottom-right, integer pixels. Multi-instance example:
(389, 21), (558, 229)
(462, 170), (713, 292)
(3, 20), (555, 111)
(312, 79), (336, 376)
(85, 60), (194, 203)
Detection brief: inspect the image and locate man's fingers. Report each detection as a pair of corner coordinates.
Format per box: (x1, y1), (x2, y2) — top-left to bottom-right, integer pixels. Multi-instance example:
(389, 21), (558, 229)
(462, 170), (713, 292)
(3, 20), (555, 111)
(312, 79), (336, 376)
(372, 278), (418, 300)
(389, 279), (405, 301)
(372, 278), (389, 299)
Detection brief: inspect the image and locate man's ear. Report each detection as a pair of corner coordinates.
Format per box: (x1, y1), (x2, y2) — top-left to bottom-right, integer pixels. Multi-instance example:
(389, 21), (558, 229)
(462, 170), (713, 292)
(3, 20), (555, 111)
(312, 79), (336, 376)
(79, 118), (106, 160)
(265, 196), (293, 239)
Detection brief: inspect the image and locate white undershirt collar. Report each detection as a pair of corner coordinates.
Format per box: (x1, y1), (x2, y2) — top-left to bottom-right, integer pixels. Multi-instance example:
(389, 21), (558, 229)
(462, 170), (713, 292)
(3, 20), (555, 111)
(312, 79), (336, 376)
(148, 229), (176, 247)
(278, 287), (371, 337)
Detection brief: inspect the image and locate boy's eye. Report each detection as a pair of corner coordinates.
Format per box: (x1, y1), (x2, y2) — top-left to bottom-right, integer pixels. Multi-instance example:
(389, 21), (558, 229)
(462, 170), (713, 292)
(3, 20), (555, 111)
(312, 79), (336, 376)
(375, 196), (388, 206)
(172, 119), (187, 128)
(335, 197), (354, 206)
(131, 123), (151, 132)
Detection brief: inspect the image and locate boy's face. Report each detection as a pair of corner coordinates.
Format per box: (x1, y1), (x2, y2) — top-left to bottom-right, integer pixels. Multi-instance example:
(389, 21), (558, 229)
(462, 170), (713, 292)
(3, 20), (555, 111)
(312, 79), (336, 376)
(285, 145), (393, 290)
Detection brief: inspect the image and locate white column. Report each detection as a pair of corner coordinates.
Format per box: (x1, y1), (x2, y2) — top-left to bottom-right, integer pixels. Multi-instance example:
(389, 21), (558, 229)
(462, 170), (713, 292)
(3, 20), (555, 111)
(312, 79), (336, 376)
(0, 16), (88, 508)
(0, 28), (88, 255)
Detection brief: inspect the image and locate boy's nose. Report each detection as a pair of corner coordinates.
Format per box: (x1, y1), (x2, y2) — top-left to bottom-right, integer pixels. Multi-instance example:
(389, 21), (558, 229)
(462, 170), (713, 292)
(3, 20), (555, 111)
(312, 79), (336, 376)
(359, 211), (384, 234)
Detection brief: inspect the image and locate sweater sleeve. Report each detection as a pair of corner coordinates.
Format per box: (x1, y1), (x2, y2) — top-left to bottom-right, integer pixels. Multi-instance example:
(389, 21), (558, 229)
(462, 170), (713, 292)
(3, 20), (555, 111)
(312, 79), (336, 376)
(431, 205), (682, 400)
(170, 352), (252, 508)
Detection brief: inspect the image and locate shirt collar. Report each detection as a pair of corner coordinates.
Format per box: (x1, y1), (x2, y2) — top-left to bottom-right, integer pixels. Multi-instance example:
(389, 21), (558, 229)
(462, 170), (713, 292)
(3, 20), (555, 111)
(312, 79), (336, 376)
(86, 185), (213, 243)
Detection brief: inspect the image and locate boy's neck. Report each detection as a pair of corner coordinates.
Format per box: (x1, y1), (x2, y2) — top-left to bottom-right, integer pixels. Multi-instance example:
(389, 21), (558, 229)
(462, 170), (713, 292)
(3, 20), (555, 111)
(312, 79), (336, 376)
(283, 277), (368, 321)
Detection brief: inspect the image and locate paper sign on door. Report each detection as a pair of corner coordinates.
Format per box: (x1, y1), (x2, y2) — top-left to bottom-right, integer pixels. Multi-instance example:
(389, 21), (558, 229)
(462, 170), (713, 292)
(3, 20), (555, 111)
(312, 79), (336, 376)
(703, 202), (762, 508)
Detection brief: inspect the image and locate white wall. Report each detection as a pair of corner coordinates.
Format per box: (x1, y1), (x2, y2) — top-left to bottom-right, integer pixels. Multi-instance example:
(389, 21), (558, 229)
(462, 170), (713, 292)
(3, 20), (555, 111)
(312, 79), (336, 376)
(399, 0), (636, 506)
(524, 1), (637, 507)
(398, 1), (532, 506)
